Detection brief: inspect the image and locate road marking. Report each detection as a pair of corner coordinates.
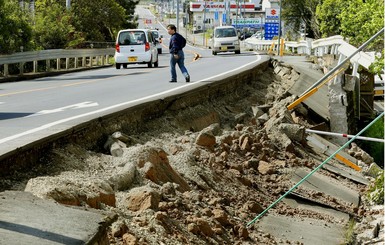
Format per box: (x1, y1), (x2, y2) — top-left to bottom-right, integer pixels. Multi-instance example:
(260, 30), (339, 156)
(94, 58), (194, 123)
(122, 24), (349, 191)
(0, 75), (125, 97)
(26, 101), (99, 117)
(0, 57), (262, 145)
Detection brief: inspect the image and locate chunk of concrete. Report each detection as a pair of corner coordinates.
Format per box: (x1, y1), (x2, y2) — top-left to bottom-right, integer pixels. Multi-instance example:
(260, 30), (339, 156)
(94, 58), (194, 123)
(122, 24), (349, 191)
(0, 191), (116, 245)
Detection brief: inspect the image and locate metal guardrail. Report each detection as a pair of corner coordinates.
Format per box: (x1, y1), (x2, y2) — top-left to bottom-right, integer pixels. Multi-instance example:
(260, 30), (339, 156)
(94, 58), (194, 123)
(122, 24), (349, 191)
(0, 48), (115, 78)
(244, 35), (358, 57)
(245, 39), (310, 55)
(245, 34), (384, 97)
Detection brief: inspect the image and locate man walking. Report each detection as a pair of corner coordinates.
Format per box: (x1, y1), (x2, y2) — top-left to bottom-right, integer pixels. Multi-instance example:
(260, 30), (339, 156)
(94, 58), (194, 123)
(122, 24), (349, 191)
(167, 24), (190, 83)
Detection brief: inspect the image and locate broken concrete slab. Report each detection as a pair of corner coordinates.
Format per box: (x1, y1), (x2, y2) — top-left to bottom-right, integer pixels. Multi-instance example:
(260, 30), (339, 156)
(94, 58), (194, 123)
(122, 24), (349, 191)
(0, 191), (116, 245)
(283, 197), (350, 223)
(257, 214), (345, 245)
(307, 133), (369, 185)
(290, 168), (360, 207)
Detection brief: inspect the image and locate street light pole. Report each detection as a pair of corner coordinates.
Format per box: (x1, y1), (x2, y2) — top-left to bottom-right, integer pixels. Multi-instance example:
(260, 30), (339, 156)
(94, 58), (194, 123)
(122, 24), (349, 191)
(176, 0), (180, 31)
(236, 0), (239, 33)
(260, 14), (263, 38)
(203, 1), (206, 46)
(277, 0), (282, 56)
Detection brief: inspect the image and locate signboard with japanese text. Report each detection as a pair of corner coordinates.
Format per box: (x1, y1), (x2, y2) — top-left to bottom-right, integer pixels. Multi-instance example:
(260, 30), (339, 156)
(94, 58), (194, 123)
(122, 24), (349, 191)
(190, 2), (255, 12)
(264, 22), (279, 40)
(231, 18), (263, 28)
(264, 8), (279, 40)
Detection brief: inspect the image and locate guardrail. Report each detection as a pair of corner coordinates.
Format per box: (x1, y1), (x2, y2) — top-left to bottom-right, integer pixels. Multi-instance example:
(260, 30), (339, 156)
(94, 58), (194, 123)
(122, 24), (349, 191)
(0, 48), (115, 78)
(245, 39), (310, 55)
(244, 35), (350, 57)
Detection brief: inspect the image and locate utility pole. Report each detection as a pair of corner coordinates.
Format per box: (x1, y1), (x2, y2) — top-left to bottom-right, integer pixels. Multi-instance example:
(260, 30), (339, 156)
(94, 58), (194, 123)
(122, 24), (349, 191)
(277, 0), (282, 56)
(176, 0), (180, 31)
(260, 14), (263, 38)
(235, 0), (239, 33)
(203, 1), (206, 46)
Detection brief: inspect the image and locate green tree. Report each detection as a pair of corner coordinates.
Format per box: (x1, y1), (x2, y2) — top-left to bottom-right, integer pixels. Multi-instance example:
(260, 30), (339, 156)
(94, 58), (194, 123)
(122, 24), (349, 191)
(33, 0), (81, 49)
(338, 0), (384, 48)
(316, 0), (344, 38)
(317, 0), (384, 47)
(71, 0), (127, 42)
(316, 0), (384, 75)
(0, 0), (33, 54)
(115, 0), (140, 29)
(281, 0), (321, 39)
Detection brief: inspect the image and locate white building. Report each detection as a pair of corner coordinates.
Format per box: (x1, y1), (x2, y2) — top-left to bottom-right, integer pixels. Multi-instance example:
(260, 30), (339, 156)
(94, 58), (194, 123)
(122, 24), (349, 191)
(188, 0), (281, 34)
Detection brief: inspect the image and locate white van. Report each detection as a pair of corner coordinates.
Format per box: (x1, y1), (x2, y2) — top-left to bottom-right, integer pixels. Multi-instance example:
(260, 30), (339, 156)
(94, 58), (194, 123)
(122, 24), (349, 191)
(114, 29), (159, 69)
(210, 26), (240, 55)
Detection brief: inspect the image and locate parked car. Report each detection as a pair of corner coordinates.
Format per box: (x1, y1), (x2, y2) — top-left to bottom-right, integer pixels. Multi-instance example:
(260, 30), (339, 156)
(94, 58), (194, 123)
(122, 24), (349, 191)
(210, 26), (240, 55)
(246, 32), (264, 40)
(150, 29), (163, 54)
(240, 32), (253, 40)
(114, 29), (159, 69)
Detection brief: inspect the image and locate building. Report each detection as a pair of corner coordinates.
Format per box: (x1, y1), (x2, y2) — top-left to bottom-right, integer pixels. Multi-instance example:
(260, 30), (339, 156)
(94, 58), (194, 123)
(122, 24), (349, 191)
(188, 0), (280, 38)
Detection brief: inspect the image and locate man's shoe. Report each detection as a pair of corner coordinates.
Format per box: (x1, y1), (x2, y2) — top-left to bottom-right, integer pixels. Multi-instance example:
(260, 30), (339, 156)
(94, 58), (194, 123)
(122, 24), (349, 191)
(185, 75), (190, 83)
(169, 80), (177, 83)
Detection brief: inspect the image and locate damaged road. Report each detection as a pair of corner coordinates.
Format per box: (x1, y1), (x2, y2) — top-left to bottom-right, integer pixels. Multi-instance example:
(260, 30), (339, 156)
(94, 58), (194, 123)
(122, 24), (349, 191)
(0, 58), (382, 245)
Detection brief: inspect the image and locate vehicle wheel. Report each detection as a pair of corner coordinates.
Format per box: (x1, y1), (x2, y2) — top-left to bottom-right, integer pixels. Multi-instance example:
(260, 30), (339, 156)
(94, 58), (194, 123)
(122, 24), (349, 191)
(212, 51), (217, 55)
(116, 63), (121, 69)
(123, 64), (127, 69)
(154, 56), (159, 67)
(235, 50), (241, 54)
(158, 48), (162, 54)
(147, 57), (153, 68)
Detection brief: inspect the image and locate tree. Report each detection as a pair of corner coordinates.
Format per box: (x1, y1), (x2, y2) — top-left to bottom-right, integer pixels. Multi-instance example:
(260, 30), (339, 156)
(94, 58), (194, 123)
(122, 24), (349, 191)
(317, 0), (384, 47)
(315, 0), (344, 38)
(338, 0), (384, 48)
(281, 0), (321, 39)
(0, 0), (33, 54)
(316, 0), (384, 75)
(71, 0), (127, 42)
(33, 0), (81, 49)
(115, 0), (140, 29)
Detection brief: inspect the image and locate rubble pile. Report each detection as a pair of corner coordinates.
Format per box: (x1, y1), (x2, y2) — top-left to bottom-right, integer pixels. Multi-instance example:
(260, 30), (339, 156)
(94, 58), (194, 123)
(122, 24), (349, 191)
(2, 61), (382, 244)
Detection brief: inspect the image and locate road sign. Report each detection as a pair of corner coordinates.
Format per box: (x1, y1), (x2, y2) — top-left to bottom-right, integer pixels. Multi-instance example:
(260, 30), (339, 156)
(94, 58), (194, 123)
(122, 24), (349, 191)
(231, 18), (262, 28)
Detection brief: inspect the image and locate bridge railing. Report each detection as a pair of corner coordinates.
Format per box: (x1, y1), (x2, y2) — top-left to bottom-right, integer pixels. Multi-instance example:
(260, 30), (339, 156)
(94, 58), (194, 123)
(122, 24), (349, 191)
(244, 35), (348, 57)
(245, 34), (383, 97)
(0, 48), (115, 79)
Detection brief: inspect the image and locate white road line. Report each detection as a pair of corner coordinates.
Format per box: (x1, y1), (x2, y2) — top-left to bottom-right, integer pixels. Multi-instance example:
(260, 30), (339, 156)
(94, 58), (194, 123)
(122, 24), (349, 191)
(26, 101), (99, 117)
(0, 57), (261, 145)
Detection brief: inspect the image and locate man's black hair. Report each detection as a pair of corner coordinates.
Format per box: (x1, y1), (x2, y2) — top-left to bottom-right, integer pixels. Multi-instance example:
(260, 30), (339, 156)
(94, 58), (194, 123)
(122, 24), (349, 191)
(167, 24), (177, 31)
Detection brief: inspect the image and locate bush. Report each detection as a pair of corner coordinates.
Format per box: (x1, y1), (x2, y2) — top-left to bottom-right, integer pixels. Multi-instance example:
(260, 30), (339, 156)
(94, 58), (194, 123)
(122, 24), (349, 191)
(359, 117), (384, 167)
(367, 172), (384, 205)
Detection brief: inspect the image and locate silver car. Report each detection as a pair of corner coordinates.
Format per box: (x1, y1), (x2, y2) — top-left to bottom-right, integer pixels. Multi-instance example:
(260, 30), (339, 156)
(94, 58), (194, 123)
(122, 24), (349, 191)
(210, 26), (241, 55)
(150, 29), (163, 54)
(114, 29), (159, 69)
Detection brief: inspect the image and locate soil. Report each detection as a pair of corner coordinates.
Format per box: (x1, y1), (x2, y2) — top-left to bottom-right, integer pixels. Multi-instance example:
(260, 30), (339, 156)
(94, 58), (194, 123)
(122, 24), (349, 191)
(0, 62), (378, 245)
